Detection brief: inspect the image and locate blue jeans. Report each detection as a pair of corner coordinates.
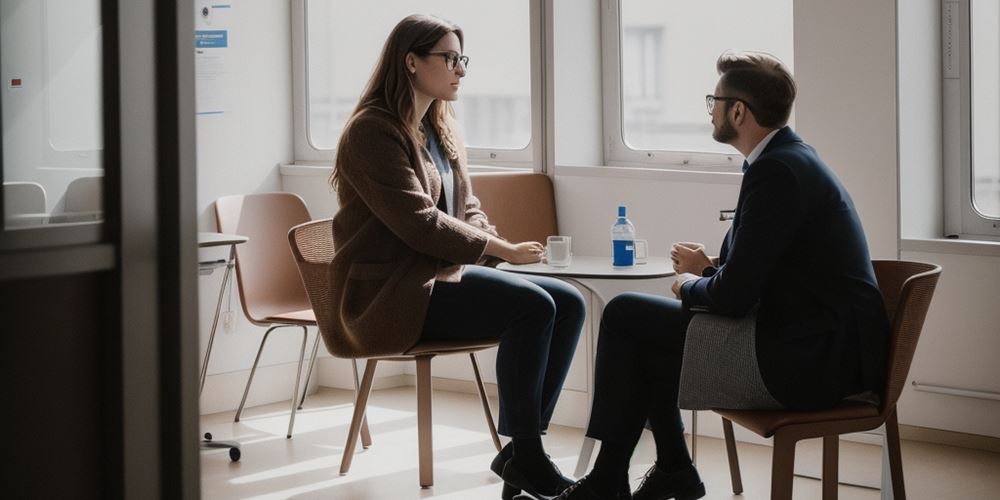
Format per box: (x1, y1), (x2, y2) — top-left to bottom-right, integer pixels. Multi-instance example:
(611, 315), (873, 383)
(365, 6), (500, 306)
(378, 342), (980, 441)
(420, 265), (585, 438)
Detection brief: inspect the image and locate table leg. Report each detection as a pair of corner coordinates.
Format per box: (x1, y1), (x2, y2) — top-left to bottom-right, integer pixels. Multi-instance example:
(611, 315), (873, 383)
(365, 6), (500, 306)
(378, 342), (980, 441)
(200, 245), (235, 396)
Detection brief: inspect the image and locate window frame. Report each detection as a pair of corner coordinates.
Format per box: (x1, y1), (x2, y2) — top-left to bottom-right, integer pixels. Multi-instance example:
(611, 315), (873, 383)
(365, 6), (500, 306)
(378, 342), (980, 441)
(600, 0), (743, 172)
(943, 0), (1000, 238)
(291, 0), (547, 171)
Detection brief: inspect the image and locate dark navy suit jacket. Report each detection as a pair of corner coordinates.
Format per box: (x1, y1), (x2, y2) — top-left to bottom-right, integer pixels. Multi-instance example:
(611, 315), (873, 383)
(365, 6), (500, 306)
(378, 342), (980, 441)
(680, 127), (889, 410)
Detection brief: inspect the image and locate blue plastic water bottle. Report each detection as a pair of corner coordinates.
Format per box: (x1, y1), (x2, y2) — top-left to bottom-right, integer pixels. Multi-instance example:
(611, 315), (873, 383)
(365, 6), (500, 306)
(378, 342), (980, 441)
(611, 205), (636, 267)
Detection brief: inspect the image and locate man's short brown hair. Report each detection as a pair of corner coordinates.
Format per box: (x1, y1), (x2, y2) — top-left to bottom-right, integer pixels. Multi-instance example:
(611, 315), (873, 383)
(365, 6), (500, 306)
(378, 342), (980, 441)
(716, 51), (796, 128)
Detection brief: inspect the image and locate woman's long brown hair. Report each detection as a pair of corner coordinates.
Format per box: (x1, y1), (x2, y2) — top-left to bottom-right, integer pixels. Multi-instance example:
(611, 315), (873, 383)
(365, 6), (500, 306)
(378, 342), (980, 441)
(331, 14), (464, 189)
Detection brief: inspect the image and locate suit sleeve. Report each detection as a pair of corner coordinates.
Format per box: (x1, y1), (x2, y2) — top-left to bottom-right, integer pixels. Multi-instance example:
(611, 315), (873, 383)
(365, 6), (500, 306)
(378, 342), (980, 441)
(336, 117), (490, 264)
(681, 159), (804, 315)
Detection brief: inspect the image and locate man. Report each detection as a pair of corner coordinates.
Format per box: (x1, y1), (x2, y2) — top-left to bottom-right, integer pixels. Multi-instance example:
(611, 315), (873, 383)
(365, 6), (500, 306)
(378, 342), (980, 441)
(555, 51), (889, 500)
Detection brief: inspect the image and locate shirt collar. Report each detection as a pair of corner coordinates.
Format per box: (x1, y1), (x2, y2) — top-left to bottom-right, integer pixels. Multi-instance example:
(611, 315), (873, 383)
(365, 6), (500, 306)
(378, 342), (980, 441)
(745, 128), (781, 166)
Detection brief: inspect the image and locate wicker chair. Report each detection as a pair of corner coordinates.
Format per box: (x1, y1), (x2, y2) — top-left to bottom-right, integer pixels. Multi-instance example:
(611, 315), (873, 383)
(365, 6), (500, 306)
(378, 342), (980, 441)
(287, 218), (502, 488)
(715, 260), (941, 500)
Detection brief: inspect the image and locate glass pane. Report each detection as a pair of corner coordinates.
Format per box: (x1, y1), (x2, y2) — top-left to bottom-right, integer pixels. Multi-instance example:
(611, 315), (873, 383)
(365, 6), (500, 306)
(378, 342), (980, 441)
(305, 0), (531, 151)
(620, 0), (793, 153)
(2, 0), (104, 229)
(971, 0), (1000, 218)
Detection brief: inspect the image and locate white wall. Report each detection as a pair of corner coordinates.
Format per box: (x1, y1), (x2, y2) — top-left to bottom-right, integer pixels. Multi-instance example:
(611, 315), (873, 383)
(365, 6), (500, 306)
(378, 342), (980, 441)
(196, 1), (313, 413)
(898, 0), (944, 239)
(899, 243), (1000, 438)
(793, 0), (899, 260)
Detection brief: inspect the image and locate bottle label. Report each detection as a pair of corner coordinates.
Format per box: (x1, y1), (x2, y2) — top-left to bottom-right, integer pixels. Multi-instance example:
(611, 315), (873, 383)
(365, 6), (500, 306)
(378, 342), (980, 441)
(612, 239), (634, 267)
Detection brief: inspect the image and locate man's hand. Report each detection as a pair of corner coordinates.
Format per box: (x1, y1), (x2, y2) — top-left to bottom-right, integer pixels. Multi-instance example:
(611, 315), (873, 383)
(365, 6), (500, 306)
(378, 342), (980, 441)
(671, 272), (700, 298)
(670, 242), (713, 275)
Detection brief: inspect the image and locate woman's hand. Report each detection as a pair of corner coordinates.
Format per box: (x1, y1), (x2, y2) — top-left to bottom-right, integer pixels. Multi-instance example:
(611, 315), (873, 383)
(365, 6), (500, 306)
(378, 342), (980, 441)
(486, 238), (544, 264)
(670, 242), (713, 275)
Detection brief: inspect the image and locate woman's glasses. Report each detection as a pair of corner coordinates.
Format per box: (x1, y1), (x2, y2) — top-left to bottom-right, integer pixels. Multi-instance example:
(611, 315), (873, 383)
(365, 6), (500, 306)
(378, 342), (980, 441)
(425, 51), (470, 71)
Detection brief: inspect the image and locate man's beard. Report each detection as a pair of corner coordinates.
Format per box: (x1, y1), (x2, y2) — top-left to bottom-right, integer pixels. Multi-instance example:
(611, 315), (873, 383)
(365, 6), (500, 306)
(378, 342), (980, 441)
(712, 115), (737, 144)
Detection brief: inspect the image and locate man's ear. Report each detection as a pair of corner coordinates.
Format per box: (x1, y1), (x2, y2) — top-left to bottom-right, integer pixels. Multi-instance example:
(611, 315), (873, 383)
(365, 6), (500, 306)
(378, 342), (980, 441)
(733, 102), (746, 125)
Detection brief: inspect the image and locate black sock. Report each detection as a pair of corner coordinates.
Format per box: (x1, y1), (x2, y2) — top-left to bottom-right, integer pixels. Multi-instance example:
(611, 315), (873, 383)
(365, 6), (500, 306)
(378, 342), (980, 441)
(651, 428), (691, 472)
(512, 437), (545, 460)
(588, 441), (632, 496)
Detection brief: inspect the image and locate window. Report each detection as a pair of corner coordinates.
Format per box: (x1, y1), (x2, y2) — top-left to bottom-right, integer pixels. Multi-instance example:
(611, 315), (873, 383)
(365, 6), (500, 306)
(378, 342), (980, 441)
(295, 0), (541, 167)
(603, 0), (793, 168)
(944, 0), (1000, 237)
(2, 0), (105, 235)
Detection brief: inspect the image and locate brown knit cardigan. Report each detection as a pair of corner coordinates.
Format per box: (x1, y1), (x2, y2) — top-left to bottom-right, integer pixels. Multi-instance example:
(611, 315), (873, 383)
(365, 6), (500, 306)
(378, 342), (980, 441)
(328, 106), (500, 357)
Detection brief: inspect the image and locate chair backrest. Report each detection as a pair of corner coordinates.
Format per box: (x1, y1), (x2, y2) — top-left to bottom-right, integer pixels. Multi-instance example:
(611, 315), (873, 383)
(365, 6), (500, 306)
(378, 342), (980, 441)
(215, 192), (313, 324)
(871, 260), (942, 413)
(288, 218), (350, 355)
(4, 181), (47, 215)
(470, 172), (558, 243)
(63, 176), (102, 212)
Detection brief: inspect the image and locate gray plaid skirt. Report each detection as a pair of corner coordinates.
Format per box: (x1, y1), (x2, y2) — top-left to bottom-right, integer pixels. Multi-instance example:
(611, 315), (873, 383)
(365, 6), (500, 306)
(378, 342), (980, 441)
(677, 308), (785, 411)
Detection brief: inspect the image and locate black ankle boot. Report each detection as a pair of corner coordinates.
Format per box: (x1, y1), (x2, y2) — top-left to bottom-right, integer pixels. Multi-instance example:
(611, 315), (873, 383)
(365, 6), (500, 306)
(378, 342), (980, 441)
(631, 462), (705, 500)
(501, 451), (574, 499)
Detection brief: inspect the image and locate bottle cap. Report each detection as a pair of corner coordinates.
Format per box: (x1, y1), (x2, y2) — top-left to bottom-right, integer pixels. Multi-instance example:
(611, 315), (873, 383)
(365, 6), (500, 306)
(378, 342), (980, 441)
(618, 206), (626, 217)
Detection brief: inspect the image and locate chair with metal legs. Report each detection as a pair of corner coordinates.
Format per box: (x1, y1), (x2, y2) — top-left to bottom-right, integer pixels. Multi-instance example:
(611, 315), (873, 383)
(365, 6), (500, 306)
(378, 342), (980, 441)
(215, 192), (371, 443)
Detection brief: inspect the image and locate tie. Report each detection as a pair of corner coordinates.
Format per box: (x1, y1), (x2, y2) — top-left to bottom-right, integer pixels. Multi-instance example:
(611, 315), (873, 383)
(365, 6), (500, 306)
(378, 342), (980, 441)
(741, 160), (750, 173)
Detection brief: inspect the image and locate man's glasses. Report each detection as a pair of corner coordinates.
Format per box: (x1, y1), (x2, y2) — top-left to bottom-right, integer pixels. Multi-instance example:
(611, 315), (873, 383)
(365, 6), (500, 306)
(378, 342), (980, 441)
(425, 51), (470, 71)
(705, 95), (752, 114)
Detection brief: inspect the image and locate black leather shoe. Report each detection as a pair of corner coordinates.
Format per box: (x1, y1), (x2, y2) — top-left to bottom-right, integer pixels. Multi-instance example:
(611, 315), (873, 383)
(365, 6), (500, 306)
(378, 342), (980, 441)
(501, 452), (575, 500)
(552, 477), (632, 500)
(491, 442), (514, 477)
(492, 444), (522, 499)
(631, 463), (705, 500)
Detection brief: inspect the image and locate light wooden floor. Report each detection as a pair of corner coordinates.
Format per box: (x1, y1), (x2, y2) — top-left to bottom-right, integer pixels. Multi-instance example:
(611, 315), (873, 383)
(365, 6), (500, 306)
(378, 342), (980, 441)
(200, 387), (1000, 499)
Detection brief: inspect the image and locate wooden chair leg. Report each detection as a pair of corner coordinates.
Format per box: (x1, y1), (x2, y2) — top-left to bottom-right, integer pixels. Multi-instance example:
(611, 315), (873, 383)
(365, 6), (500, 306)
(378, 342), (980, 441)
(340, 359), (378, 475)
(770, 431), (797, 500)
(885, 409), (907, 500)
(822, 435), (839, 500)
(416, 355), (434, 488)
(469, 353), (502, 451)
(350, 359), (373, 449)
(722, 417), (744, 494)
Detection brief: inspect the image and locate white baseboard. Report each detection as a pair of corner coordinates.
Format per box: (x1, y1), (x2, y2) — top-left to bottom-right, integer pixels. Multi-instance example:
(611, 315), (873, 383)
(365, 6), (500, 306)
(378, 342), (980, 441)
(199, 360), (320, 415)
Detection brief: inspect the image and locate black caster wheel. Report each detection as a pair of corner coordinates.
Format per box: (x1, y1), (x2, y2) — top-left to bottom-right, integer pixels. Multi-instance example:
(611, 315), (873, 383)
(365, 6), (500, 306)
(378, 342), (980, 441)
(229, 447), (241, 462)
(204, 432), (213, 441)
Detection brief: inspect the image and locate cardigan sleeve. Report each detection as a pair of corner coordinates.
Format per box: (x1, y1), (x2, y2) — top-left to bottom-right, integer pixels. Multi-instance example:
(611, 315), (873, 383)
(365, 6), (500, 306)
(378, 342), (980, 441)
(336, 115), (490, 265)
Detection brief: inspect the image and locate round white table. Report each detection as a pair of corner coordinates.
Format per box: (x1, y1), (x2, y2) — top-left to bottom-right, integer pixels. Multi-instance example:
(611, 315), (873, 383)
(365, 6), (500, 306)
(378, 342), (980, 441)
(499, 256), (679, 476)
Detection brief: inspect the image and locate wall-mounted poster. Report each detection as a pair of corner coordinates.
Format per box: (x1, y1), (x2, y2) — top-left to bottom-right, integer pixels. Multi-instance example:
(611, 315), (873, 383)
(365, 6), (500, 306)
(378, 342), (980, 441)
(195, 2), (232, 115)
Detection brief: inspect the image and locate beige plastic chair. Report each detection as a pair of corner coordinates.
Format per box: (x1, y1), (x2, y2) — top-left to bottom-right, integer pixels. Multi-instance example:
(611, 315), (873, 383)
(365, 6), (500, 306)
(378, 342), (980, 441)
(288, 218), (502, 488)
(469, 172), (558, 243)
(214, 192), (370, 444)
(4, 182), (47, 226)
(714, 260), (941, 500)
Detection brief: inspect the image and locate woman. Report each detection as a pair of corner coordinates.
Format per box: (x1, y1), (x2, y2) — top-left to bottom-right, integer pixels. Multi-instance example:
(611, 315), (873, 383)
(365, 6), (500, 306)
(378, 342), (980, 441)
(329, 14), (583, 499)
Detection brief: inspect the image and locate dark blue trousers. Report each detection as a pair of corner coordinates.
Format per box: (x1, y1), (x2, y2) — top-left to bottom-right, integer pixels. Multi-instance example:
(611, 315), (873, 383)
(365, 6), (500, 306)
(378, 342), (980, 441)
(421, 265), (586, 438)
(586, 292), (693, 460)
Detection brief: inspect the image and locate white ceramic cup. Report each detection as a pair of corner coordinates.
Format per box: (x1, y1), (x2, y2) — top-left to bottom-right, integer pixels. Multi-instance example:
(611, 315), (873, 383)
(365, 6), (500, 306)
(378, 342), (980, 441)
(633, 239), (648, 264)
(546, 235), (572, 267)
